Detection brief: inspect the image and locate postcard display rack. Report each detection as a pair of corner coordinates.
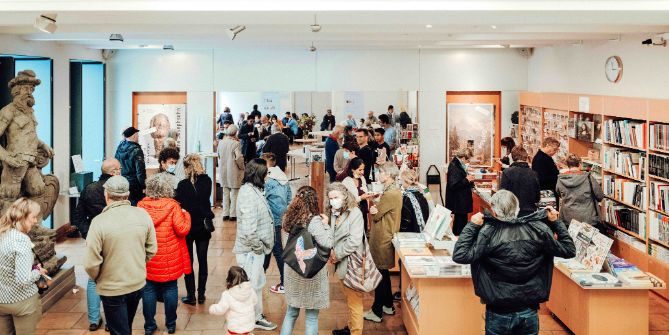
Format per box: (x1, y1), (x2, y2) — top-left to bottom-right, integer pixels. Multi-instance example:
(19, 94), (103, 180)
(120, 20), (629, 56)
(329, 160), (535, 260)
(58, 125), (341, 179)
(520, 93), (669, 292)
(392, 206), (483, 335)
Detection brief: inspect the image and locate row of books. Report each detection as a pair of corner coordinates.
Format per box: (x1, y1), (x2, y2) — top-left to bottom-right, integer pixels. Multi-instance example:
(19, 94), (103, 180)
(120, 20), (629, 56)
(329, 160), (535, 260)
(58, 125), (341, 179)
(604, 199), (646, 237)
(650, 123), (669, 152)
(650, 180), (669, 213)
(602, 147), (646, 179)
(614, 230), (647, 252)
(602, 175), (647, 208)
(649, 153), (669, 180)
(650, 211), (669, 246)
(603, 254), (662, 287)
(604, 119), (647, 149)
(650, 243), (669, 264)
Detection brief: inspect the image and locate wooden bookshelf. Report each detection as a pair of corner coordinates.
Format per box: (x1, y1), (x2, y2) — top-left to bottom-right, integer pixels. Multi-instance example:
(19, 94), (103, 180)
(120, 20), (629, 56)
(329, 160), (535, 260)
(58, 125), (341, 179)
(650, 174), (669, 184)
(650, 237), (669, 250)
(650, 207), (669, 217)
(602, 168), (645, 183)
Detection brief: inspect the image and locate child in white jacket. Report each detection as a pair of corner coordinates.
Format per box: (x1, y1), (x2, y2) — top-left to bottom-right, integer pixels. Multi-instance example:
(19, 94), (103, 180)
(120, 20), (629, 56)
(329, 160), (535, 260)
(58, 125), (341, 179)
(209, 266), (257, 335)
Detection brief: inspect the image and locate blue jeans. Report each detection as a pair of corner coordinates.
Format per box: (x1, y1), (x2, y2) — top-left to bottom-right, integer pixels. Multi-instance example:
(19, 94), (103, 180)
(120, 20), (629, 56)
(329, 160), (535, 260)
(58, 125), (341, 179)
(485, 308), (539, 335)
(87, 279), (102, 324)
(263, 225), (285, 285)
(142, 280), (179, 332)
(100, 288), (143, 335)
(280, 306), (319, 335)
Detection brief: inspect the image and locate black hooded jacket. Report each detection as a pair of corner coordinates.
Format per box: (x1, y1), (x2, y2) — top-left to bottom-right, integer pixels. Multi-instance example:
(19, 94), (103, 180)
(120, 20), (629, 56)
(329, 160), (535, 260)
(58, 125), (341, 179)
(114, 140), (146, 190)
(452, 210), (576, 313)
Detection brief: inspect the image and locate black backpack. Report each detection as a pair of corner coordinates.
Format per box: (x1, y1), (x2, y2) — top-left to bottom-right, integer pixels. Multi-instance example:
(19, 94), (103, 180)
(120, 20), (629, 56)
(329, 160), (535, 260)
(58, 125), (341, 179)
(282, 223), (331, 279)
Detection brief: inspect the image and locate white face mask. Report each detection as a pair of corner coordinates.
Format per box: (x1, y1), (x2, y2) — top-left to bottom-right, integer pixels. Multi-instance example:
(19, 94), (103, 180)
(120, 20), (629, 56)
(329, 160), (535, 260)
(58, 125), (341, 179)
(330, 198), (343, 210)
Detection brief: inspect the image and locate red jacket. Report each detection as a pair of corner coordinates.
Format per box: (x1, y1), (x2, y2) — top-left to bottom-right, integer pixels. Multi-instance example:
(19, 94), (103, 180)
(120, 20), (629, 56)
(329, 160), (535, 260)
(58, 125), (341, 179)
(138, 197), (192, 282)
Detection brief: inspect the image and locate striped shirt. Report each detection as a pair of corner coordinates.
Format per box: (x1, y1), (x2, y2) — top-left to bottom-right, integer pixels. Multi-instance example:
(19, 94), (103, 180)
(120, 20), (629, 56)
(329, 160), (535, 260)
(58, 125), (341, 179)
(0, 229), (40, 304)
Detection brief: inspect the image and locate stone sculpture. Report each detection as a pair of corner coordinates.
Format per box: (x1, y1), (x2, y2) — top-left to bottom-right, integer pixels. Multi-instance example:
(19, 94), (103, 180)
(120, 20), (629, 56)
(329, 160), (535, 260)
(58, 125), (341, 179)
(0, 70), (63, 274)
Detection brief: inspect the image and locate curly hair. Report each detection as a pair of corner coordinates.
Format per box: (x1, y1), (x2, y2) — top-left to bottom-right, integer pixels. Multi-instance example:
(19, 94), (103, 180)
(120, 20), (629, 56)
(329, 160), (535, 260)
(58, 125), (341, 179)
(158, 147), (180, 166)
(183, 154), (205, 184)
(145, 173), (175, 198)
(282, 186), (320, 233)
(325, 182), (359, 218)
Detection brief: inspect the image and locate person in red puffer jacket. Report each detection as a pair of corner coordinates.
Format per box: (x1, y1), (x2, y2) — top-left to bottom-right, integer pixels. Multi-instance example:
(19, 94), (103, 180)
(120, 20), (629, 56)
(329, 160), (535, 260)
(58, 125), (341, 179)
(138, 173), (191, 335)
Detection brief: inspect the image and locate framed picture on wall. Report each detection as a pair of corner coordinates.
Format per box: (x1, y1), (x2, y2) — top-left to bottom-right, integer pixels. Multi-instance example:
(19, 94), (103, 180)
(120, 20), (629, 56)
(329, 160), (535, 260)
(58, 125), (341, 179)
(136, 103), (187, 169)
(447, 103), (495, 167)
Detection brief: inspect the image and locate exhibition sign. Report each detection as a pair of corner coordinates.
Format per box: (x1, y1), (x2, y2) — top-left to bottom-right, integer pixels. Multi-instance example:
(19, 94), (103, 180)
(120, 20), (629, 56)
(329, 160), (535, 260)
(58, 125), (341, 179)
(136, 103), (187, 169)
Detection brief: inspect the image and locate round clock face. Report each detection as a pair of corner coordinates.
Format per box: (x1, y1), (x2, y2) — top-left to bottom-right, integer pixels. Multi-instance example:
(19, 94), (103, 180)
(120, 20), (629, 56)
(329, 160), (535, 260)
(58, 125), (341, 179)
(605, 56), (623, 83)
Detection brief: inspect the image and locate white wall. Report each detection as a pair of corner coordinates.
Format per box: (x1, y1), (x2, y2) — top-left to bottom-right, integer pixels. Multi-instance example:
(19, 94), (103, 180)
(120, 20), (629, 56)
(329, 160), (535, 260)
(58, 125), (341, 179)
(528, 34), (669, 99)
(107, 47), (528, 191)
(0, 35), (102, 228)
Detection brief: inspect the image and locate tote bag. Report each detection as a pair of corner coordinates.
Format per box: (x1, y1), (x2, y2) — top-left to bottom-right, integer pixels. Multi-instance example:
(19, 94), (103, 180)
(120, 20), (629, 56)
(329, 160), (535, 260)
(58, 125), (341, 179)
(282, 224), (331, 279)
(343, 233), (382, 292)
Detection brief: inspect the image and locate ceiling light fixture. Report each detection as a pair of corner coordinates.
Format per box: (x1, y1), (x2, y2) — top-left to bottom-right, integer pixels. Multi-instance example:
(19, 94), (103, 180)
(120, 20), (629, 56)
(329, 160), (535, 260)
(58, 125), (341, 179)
(109, 33), (124, 42)
(226, 25), (246, 40)
(425, 24), (433, 29)
(34, 13), (57, 34)
(491, 25), (497, 29)
(163, 45), (174, 50)
(309, 42), (317, 52)
(310, 14), (321, 32)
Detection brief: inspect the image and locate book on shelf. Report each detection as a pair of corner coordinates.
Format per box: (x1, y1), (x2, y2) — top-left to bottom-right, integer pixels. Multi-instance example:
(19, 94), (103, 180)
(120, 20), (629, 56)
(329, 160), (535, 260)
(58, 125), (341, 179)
(614, 230), (647, 251)
(650, 123), (669, 152)
(650, 180), (669, 213)
(650, 211), (669, 246)
(604, 119), (646, 149)
(572, 272), (622, 287)
(602, 175), (647, 208)
(649, 153), (669, 180)
(604, 199), (646, 237)
(603, 147), (646, 179)
(650, 243), (669, 264)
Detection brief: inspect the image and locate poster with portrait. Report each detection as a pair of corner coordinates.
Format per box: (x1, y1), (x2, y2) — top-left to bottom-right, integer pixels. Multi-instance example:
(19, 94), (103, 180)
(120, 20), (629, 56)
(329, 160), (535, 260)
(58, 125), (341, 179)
(136, 104), (186, 169)
(447, 103), (495, 167)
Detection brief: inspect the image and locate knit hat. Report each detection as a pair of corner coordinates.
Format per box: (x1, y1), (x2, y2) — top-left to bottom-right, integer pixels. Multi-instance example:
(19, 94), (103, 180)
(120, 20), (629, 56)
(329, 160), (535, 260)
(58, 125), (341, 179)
(103, 175), (130, 196)
(122, 127), (140, 138)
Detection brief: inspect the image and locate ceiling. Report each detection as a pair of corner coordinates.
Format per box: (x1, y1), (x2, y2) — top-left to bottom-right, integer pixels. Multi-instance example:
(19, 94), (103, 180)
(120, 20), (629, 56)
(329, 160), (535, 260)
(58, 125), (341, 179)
(2, 1), (669, 50)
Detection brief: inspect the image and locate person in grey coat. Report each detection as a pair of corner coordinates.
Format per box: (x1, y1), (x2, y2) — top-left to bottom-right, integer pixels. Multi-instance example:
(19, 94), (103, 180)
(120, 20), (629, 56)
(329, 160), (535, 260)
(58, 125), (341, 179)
(556, 154), (605, 226)
(232, 158), (277, 331)
(217, 125), (245, 221)
(280, 186), (333, 335)
(328, 182), (366, 335)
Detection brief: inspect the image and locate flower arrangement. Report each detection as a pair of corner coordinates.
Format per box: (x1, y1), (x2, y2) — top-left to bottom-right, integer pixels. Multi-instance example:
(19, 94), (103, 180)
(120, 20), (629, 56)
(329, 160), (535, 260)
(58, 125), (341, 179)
(299, 113), (317, 137)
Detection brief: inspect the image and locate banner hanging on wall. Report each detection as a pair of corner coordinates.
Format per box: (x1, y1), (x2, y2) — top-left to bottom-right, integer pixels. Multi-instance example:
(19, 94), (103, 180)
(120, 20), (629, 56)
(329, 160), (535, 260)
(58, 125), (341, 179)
(136, 103), (187, 169)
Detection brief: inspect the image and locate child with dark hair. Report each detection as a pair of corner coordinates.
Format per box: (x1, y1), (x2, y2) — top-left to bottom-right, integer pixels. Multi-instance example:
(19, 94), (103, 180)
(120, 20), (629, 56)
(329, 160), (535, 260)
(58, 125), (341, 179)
(209, 266), (256, 335)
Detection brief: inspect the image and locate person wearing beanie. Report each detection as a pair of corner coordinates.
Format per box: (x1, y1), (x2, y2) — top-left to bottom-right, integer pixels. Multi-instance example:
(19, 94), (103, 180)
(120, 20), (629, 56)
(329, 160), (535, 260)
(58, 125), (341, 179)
(114, 127), (147, 205)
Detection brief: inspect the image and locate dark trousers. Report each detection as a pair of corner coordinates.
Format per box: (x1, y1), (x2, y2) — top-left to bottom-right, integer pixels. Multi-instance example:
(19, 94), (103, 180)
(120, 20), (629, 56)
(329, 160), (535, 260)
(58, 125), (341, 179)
(371, 269), (393, 317)
(485, 308), (539, 335)
(283, 128), (294, 144)
(142, 280), (178, 332)
(263, 225), (285, 285)
(453, 213), (468, 236)
(100, 288), (143, 335)
(129, 187), (144, 206)
(185, 237), (210, 298)
(359, 200), (369, 231)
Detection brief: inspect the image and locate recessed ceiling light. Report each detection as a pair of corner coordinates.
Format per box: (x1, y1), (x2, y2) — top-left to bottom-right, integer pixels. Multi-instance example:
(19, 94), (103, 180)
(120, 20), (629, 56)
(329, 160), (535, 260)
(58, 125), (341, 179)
(109, 33), (124, 42)
(425, 24), (432, 29)
(491, 25), (497, 29)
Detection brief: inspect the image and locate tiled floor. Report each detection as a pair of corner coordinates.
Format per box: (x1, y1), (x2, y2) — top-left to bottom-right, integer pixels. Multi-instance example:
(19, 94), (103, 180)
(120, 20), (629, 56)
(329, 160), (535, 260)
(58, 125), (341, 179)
(33, 148), (669, 335)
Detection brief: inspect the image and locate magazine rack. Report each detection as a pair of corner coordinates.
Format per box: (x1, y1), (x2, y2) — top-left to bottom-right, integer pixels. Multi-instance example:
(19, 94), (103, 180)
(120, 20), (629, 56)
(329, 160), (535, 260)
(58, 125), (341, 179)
(425, 165), (444, 205)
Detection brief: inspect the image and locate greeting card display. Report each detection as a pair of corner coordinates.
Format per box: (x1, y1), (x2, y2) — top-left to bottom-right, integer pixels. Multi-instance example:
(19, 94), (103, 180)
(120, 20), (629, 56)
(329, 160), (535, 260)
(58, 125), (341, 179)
(567, 219), (613, 272)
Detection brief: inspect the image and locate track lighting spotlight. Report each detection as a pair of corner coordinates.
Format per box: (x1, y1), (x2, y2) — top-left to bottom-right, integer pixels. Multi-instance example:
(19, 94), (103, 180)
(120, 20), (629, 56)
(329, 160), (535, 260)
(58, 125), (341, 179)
(226, 25), (246, 40)
(109, 34), (124, 42)
(163, 45), (174, 50)
(34, 13), (57, 34)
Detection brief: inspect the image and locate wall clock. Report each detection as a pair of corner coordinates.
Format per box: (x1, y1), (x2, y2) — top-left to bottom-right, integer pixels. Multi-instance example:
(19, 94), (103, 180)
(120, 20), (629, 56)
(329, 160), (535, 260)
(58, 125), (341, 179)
(605, 56), (623, 83)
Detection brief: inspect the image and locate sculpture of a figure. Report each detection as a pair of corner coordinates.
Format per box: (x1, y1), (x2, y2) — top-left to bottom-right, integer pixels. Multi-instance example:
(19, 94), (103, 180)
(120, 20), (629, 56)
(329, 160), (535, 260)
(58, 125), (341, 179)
(0, 70), (62, 274)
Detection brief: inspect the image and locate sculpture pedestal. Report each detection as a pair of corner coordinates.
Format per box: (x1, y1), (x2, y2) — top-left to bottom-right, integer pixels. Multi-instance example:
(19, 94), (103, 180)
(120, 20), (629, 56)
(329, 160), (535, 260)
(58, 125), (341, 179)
(40, 265), (76, 312)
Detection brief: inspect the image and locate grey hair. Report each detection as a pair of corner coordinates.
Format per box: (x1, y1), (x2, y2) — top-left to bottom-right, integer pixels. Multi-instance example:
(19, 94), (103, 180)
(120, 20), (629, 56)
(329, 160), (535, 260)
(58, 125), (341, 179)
(454, 148), (473, 160)
(226, 124), (239, 136)
(145, 173), (175, 199)
(378, 162), (399, 180)
(489, 190), (520, 221)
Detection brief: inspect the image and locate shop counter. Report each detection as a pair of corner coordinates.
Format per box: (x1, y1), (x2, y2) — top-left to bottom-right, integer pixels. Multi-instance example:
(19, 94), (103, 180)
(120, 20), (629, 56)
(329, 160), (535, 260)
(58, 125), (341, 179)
(395, 246), (484, 335)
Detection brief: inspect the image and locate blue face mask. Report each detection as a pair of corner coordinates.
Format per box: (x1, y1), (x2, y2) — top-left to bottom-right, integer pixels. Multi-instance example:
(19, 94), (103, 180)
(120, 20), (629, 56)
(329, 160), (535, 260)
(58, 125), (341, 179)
(166, 164), (176, 174)
(343, 151), (350, 160)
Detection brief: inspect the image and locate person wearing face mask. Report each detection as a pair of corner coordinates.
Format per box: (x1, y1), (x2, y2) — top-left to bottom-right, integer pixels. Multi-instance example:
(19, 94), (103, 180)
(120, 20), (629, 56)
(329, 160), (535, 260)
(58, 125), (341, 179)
(157, 147), (181, 191)
(334, 140), (358, 177)
(327, 183), (365, 335)
(163, 137), (186, 184)
(341, 158), (376, 231)
(364, 163), (402, 324)
(446, 148), (475, 236)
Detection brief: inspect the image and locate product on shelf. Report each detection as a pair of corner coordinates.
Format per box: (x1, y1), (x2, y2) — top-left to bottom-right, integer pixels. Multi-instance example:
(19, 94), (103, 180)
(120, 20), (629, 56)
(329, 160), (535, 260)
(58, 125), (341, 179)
(650, 180), (669, 213)
(405, 283), (420, 318)
(566, 220), (613, 272)
(520, 106), (542, 159)
(543, 110), (569, 161)
(572, 272), (621, 287)
(603, 147), (646, 179)
(650, 243), (669, 264)
(604, 118), (646, 149)
(602, 175), (647, 208)
(650, 211), (669, 246)
(649, 153), (669, 180)
(614, 230), (647, 251)
(650, 123), (669, 152)
(604, 254), (662, 287)
(604, 198), (646, 237)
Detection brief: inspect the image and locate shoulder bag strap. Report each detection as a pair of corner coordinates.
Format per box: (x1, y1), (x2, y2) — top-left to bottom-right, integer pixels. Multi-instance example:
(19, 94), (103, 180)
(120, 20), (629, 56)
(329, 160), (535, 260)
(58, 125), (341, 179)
(586, 172), (601, 219)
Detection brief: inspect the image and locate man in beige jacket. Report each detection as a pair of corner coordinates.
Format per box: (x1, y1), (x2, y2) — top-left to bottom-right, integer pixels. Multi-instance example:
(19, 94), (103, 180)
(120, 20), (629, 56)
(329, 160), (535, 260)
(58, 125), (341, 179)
(84, 175), (157, 335)
(217, 124), (245, 221)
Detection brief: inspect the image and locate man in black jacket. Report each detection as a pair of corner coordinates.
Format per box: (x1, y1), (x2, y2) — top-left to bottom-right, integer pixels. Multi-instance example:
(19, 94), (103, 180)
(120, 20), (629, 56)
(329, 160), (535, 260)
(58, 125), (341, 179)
(262, 129), (290, 172)
(238, 115), (260, 162)
(114, 127), (146, 205)
(320, 109), (336, 131)
(531, 137), (561, 193)
(453, 190), (575, 335)
(355, 128), (375, 183)
(499, 146), (540, 216)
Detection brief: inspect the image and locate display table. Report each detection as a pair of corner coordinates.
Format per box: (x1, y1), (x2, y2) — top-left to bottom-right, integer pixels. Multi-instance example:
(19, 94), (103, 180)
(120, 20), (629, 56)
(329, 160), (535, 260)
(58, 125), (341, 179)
(545, 263), (664, 335)
(294, 138), (319, 145)
(396, 247), (484, 335)
(309, 130), (332, 138)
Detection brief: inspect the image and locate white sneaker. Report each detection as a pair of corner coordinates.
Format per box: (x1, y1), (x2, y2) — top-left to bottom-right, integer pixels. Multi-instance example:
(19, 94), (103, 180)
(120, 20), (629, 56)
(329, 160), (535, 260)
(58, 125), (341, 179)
(255, 315), (277, 330)
(269, 283), (284, 294)
(363, 310), (382, 323)
(383, 306), (395, 315)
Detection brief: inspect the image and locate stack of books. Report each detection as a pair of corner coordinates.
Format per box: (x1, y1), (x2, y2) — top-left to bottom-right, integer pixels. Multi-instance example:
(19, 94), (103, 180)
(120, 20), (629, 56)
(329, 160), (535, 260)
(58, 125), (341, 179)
(393, 232), (426, 248)
(403, 255), (470, 277)
(604, 119), (646, 149)
(603, 147), (646, 179)
(604, 199), (646, 237)
(649, 153), (669, 179)
(650, 211), (669, 245)
(602, 175), (647, 208)
(650, 123), (669, 151)
(650, 243), (669, 263)
(604, 254), (662, 287)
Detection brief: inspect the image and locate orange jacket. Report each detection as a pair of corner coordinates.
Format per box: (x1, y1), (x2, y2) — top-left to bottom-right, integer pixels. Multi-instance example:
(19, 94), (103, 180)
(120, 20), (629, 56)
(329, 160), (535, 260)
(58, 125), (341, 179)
(138, 197), (192, 282)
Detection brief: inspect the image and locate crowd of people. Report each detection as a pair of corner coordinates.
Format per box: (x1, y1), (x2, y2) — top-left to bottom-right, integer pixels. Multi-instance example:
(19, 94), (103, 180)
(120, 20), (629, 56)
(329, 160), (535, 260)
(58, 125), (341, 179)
(0, 101), (588, 335)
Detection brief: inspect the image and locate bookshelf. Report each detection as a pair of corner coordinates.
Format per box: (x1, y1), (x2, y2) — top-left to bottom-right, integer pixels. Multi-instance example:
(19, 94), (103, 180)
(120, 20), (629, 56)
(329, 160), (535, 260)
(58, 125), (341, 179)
(519, 92), (669, 301)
